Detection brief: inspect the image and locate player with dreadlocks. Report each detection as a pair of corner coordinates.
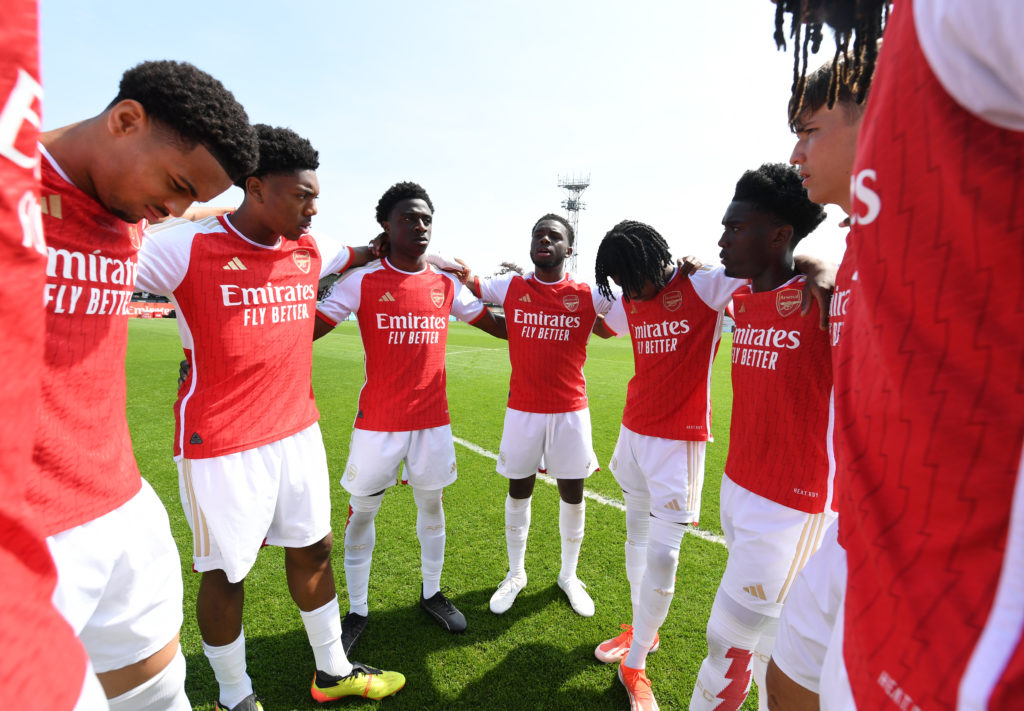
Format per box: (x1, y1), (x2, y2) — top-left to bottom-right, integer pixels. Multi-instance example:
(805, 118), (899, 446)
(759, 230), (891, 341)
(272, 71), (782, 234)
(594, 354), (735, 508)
(687, 164), (831, 711)
(593, 219), (832, 711)
(315, 181), (507, 650)
(771, 2), (1024, 710)
(137, 125), (404, 709)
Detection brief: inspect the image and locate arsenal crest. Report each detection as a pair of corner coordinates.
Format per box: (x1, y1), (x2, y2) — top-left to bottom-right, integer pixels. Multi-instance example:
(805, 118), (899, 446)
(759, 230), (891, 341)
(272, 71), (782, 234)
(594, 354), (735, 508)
(662, 290), (682, 312)
(563, 294), (580, 312)
(430, 287), (445, 308)
(292, 249), (312, 274)
(776, 288), (802, 317)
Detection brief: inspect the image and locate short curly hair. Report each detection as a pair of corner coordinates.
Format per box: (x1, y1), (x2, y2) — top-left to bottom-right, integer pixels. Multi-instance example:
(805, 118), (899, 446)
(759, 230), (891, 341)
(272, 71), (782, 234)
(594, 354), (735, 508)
(532, 213), (575, 246)
(235, 124), (319, 188)
(375, 181), (434, 226)
(110, 60), (258, 183)
(732, 163), (827, 244)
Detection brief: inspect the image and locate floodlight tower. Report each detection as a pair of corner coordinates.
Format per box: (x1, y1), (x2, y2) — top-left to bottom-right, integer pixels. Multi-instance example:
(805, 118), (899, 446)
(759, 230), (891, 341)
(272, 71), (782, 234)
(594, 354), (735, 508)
(558, 173), (590, 275)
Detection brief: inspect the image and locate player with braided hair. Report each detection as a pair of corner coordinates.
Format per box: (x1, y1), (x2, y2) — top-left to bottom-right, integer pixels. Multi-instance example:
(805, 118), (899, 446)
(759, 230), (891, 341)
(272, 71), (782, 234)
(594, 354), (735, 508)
(33, 59), (257, 711)
(689, 164), (831, 711)
(594, 218), (833, 711)
(138, 125), (404, 709)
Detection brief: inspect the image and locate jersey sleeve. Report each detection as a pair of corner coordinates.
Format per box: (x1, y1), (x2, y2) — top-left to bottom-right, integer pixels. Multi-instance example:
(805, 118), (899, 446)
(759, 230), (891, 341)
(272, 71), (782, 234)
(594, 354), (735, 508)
(313, 231), (354, 278)
(689, 266), (745, 312)
(316, 268), (363, 326)
(450, 275), (486, 323)
(604, 297), (628, 336)
(591, 283), (619, 316)
(915, 0), (1024, 130)
(477, 273), (515, 304)
(135, 217), (204, 296)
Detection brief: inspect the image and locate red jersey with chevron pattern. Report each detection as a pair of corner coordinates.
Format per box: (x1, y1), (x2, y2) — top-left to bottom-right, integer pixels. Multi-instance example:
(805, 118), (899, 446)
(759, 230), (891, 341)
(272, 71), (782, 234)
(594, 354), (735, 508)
(317, 259), (485, 432)
(836, 4), (1024, 709)
(604, 267), (742, 441)
(29, 149), (144, 534)
(726, 276), (833, 513)
(478, 272), (612, 413)
(136, 215), (353, 459)
(1, 5), (90, 705)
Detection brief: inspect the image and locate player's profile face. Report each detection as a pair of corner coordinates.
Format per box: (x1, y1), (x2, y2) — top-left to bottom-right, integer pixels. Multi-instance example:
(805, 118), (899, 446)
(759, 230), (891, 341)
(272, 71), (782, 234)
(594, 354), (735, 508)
(384, 198), (433, 260)
(718, 200), (778, 279)
(789, 103), (860, 212)
(530, 220), (571, 269)
(257, 170), (319, 240)
(98, 106), (232, 224)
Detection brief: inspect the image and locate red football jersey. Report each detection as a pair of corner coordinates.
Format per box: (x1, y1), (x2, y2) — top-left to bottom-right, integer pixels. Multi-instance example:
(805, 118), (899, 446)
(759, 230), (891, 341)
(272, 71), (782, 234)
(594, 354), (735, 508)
(317, 259), (485, 432)
(0, 4), (89, 706)
(725, 276), (833, 513)
(827, 239), (856, 516)
(837, 4), (1024, 710)
(478, 272), (612, 413)
(604, 267), (743, 441)
(137, 215), (353, 458)
(28, 147), (144, 534)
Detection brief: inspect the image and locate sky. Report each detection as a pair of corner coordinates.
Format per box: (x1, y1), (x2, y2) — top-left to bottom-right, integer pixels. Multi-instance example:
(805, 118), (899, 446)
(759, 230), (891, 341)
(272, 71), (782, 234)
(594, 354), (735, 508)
(39, 0), (848, 279)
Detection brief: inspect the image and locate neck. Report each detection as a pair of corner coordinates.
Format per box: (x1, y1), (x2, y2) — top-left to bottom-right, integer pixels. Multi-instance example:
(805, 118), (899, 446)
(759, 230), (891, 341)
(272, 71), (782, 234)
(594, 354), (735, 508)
(534, 262), (565, 283)
(750, 257), (797, 293)
(229, 202), (278, 246)
(40, 121), (98, 200)
(388, 252), (427, 272)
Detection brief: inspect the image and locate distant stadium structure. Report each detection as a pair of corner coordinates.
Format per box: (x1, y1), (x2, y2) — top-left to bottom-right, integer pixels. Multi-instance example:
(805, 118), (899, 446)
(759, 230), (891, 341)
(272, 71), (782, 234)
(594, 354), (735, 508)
(558, 173), (590, 276)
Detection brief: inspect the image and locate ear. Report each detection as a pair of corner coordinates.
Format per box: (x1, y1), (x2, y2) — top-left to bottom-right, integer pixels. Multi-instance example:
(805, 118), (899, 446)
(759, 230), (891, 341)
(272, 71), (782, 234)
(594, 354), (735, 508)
(105, 99), (147, 138)
(772, 224), (795, 250)
(566, 244), (574, 257)
(245, 176), (264, 203)
(381, 220), (392, 237)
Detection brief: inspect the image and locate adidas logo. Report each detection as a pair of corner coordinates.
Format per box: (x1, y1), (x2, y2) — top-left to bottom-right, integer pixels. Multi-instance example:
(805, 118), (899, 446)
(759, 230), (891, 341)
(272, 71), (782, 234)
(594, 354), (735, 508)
(189, 432), (203, 445)
(743, 584), (768, 601)
(223, 257), (246, 271)
(738, 303), (746, 313)
(519, 294), (532, 302)
(664, 499), (682, 512)
(378, 291), (396, 302)
(40, 194), (63, 219)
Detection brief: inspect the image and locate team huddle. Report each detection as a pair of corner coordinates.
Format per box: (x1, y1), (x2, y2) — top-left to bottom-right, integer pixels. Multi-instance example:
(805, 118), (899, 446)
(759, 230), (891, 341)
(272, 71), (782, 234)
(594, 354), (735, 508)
(3, 1), (1021, 710)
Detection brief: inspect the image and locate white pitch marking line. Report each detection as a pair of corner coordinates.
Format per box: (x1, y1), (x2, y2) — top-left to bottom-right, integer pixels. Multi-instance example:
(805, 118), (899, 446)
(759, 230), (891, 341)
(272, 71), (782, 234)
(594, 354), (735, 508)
(453, 436), (727, 547)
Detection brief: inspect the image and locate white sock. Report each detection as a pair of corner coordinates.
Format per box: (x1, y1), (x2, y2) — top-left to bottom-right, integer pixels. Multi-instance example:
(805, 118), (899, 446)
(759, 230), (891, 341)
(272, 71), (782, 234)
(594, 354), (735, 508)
(690, 589), (772, 711)
(107, 645), (190, 711)
(203, 632), (253, 710)
(753, 620), (778, 711)
(344, 494), (382, 616)
(559, 498), (585, 581)
(299, 596), (353, 677)
(623, 490), (651, 622)
(626, 518), (685, 670)
(505, 494), (532, 578)
(414, 487), (445, 598)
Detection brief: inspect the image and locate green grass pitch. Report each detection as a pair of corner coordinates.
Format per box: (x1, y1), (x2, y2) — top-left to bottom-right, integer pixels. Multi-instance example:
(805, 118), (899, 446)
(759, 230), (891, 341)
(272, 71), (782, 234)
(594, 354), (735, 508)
(125, 319), (752, 710)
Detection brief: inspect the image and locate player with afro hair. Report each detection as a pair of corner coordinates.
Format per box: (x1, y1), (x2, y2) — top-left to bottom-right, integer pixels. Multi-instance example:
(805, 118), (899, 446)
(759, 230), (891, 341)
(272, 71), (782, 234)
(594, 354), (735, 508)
(235, 123), (319, 187)
(375, 181), (434, 226)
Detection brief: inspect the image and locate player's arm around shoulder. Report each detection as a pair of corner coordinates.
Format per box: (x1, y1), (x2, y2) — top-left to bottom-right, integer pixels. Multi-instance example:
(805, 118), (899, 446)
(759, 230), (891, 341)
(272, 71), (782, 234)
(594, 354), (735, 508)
(793, 255), (837, 331)
(314, 263), (369, 340)
(448, 271), (507, 340)
(137, 216), (218, 296)
(689, 264), (747, 313)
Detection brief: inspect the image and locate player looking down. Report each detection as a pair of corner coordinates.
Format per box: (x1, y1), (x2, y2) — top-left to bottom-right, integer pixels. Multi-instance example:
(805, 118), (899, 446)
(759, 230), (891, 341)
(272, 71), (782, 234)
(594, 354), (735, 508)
(137, 125), (404, 709)
(314, 182), (507, 651)
(32, 60), (257, 711)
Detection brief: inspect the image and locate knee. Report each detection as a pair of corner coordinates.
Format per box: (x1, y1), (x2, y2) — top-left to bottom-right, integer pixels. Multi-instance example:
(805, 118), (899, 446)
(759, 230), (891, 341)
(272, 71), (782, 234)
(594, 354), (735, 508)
(413, 486), (443, 516)
(765, 658), (819, 711)
(557, 478), (584, 504)
(509, 475), (536, 499)
(299, 533), (334, 565)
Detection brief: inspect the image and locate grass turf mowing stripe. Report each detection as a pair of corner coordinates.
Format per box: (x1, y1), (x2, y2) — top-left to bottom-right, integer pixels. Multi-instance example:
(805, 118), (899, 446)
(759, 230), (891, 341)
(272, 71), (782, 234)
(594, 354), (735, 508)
(452, 435), (727, 547)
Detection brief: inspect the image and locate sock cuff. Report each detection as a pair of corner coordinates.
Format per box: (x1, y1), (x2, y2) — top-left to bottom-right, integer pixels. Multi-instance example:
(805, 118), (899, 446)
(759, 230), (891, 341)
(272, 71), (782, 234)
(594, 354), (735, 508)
(506, 494), (532, 511)
(203, 630), (245, 659)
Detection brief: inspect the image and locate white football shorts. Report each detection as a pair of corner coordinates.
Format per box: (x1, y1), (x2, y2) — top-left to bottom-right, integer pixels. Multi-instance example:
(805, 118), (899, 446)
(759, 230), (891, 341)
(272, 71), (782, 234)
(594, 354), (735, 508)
(609, 425), (706, 525)
(497, 407), (599, 480)
(342, 425), (457, 496)
(177, 422), (332, 584)
(47, 480), (183, 673)
(719, 473), (837, 617)
(771, 520), (845, 694)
